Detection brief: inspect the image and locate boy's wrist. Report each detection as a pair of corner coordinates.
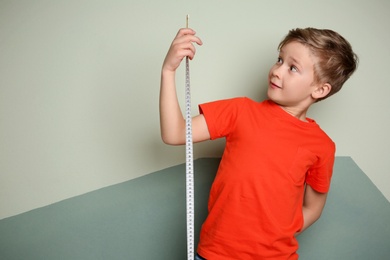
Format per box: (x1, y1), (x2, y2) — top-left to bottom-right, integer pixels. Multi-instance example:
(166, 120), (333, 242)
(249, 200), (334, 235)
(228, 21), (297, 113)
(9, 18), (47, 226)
(161, 68), (176, 78)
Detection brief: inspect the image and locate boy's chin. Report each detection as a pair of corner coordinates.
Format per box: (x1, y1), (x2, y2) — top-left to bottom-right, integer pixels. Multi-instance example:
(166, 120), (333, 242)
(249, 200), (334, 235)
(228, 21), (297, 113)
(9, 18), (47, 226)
(266, 93), (282, 105)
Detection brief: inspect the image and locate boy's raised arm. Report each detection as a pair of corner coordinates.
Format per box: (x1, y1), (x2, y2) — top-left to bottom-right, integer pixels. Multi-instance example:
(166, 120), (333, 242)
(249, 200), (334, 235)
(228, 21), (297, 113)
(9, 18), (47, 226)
(159, 28), (209, 145)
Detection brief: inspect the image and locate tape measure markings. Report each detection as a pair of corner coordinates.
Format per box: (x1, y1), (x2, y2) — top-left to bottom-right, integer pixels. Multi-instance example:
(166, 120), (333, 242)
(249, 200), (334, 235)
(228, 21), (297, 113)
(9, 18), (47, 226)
(185, 14), (195, 260)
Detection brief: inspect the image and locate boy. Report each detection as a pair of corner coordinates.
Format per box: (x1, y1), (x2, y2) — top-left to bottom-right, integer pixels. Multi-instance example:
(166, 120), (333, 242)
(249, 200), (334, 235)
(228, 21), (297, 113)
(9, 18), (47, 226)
(160, 28), (357, 259)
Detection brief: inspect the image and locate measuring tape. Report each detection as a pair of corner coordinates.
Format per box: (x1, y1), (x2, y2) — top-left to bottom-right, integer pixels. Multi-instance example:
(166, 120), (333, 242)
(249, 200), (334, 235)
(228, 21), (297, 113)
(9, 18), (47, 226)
(185, 14), (195, 260)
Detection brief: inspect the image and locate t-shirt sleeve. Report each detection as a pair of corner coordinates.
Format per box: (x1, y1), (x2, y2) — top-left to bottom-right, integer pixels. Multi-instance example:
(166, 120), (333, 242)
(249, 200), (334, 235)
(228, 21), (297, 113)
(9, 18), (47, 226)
(306, 144), (335, 193)
(199, 97), (245, 140)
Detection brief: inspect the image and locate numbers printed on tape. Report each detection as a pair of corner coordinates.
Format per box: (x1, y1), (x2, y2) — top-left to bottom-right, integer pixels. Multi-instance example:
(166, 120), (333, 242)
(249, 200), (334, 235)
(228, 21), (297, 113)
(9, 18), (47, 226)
(185, 54), (195, 259)
(184, 14), (194, 260)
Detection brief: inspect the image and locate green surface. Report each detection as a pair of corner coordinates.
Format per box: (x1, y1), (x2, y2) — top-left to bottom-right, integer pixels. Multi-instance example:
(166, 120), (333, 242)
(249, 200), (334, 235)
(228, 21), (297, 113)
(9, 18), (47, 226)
(0, 157), (389, 259)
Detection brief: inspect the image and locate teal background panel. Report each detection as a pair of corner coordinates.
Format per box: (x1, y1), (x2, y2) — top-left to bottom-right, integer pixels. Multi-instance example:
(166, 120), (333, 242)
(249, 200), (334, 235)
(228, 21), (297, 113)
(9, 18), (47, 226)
(0, 158), (219, 259)
(0, 157), (389, 259)
(297, 157), (390, 259)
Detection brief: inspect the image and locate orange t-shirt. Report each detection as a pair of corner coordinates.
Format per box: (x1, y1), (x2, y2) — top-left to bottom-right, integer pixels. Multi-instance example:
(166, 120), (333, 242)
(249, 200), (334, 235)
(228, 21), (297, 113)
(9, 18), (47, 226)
(197, 98), (335, 259)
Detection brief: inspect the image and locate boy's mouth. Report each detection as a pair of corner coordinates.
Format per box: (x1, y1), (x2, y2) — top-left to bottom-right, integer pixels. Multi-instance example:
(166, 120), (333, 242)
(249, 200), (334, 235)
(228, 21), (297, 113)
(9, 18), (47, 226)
(270, 81), (281, 89)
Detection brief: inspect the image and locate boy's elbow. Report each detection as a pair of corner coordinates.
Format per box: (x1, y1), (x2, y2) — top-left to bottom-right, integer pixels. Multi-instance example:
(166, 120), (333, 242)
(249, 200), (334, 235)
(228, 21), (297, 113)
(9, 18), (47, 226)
(311, 212), (322, 225)
(315, 209), (324, 221)
(161, 133), (183, 146)
(161, 133), (173, 145)
(161, 136), (175, 145)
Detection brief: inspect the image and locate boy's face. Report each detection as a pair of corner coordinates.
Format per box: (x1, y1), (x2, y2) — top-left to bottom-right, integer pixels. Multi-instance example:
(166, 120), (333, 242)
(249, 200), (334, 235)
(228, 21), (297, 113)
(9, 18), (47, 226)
(267, 41), (319, 110)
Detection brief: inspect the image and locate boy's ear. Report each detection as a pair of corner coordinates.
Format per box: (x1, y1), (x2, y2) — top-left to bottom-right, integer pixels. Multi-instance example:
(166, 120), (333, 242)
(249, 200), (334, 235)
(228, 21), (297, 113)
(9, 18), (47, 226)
(312, 83), (332, 100)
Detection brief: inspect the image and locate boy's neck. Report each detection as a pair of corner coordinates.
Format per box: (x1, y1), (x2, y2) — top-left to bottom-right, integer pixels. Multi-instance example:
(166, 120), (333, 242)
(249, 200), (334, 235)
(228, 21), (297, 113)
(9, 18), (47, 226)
(279, 104), (310, 122)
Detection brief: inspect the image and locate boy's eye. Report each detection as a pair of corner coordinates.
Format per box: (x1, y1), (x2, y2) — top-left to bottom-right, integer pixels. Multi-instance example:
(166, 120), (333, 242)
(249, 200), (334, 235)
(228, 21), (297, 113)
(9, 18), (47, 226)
(290, 66), (298, 72)
(277, 57), (283, 64)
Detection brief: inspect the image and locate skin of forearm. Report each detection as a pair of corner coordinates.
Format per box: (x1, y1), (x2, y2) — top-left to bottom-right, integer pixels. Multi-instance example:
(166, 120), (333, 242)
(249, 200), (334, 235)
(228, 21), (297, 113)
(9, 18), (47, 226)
(296, 206), (322, 236)
(295, 184), (328, 236)
(159, 69), (186, 145)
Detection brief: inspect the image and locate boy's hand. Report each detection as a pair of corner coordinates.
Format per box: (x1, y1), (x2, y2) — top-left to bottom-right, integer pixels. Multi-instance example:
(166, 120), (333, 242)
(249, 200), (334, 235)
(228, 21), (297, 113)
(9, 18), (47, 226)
(162, 28), (203, 73)
(159, 28), (209, 145)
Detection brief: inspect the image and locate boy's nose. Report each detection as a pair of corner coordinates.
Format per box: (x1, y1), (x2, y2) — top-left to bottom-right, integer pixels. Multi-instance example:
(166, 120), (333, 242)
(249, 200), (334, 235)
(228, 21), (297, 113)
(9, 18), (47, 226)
(271, 65), (282, 78)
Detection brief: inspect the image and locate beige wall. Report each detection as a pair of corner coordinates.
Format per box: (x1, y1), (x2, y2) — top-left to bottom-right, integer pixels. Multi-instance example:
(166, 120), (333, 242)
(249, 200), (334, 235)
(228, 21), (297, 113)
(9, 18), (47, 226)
(1, 0), (389, 219)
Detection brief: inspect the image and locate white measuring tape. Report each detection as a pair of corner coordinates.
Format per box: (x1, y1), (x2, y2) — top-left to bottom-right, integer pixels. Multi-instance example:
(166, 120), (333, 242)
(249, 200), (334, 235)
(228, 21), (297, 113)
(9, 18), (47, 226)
(185, 14), (195, 260)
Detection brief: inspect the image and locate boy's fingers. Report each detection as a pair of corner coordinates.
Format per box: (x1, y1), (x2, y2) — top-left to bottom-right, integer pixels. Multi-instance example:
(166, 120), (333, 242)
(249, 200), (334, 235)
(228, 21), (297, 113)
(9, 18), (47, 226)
(175, 28), (203, 45)
(176, 28), (196, 37)
(174, 36), (202, 48)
